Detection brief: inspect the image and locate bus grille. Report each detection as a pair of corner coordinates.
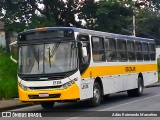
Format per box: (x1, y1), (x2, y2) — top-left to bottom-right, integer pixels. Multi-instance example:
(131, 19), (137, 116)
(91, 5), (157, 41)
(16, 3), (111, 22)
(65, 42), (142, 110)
(28, 94), (61, 99)
(29, 85), (62, 90)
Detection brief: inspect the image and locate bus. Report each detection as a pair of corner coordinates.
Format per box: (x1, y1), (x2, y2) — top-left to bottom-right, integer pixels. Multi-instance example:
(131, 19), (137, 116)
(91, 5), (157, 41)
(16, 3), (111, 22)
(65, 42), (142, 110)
(10, 27), (158, 110)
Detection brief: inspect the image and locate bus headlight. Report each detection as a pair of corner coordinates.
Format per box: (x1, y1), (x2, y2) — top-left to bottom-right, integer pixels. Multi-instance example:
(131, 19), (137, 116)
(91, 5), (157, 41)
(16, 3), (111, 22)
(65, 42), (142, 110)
(63, 80), (74, 89)
(18, 82), (30, 91)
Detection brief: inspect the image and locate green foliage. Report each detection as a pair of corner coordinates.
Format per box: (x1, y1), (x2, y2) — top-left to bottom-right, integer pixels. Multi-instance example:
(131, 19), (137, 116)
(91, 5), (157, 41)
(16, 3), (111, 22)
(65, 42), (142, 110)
(157, 58), (160, 82)
(0, 45), (5, 53)
(0, 53), (18, 99)
(27, 15), (55, 29)
(39, 0), (82, 27)
(0, 0), (160, 43)
(136, 9), (160, 43)
(96, 0), (133, 34)
(0, 0), (82, 32)
(78, 0), (98, 29)
(0, 0), (57, 32)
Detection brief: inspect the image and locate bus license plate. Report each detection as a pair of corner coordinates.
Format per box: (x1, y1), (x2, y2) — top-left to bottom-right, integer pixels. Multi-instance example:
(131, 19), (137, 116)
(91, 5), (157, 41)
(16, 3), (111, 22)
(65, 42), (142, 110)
(39, 93), (49, 97)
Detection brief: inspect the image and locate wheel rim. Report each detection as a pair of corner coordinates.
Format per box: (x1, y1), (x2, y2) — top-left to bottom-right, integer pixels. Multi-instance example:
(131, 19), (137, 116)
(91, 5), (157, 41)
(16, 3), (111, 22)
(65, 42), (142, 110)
(138, 79), (143, 93)
(93, 87), (100, 103)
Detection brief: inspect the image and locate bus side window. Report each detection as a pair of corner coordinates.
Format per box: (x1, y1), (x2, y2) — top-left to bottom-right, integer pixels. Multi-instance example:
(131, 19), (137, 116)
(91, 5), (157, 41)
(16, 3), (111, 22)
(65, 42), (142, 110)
(127, 41), (136, 61)
(135, 41), (143, 61)
(149, 43), (156, 60)
(105, 38), (117, 62)
(117, 39), (127, 61)
(142, 42), (150, 61)
(92, 37), (105, 62)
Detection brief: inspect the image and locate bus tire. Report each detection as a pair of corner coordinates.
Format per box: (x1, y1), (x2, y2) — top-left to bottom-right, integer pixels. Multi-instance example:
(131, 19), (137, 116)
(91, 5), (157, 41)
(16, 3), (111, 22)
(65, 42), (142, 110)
(127, 77), (143, 97)
(89, 82), (102, 107)
(40, 101), (55, 110)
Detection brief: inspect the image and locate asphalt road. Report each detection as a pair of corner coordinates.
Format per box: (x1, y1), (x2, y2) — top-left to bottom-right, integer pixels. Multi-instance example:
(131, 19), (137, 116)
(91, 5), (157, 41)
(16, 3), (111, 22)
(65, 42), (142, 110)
(1, 86), (160, 120)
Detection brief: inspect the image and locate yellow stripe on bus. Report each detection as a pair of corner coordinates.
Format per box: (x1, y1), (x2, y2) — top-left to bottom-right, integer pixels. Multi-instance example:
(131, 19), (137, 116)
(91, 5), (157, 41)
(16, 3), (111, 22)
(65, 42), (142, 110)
(81, 64), (157, 78)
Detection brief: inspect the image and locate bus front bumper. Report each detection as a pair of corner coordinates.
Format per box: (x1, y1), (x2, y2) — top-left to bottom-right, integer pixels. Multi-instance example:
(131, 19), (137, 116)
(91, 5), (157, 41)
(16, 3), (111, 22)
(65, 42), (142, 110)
(18, 84), (80, 102)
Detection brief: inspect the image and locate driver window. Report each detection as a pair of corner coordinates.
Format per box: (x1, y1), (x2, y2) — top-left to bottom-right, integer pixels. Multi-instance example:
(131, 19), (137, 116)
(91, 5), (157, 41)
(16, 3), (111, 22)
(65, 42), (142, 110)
(77, 34), (90, 74)
(77, 34), (90, 64)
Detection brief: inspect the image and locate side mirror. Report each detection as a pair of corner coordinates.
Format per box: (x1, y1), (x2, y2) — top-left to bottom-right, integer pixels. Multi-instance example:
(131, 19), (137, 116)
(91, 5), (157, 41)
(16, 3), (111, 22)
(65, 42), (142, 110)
(9, 41), (17, 63)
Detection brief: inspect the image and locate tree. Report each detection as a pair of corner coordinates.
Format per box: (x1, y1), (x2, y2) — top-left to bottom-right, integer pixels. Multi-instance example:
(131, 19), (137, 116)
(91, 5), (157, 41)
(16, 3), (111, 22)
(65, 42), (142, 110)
(1, 0), (160, 44)
(0, 0), (84, 32)
(78, 0), (98, 29)
(95, 0), (133, 34)
(127, 0), (160, 44)
(136, 9), (160, 44)
(34, 0), (82, 27)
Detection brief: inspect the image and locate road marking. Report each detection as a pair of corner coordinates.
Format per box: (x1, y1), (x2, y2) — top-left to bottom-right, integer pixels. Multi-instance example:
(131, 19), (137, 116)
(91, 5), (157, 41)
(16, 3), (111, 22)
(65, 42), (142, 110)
(65, 94), (160, 120)
(99, 93), (160, 111)
(66, 117), (80, 120)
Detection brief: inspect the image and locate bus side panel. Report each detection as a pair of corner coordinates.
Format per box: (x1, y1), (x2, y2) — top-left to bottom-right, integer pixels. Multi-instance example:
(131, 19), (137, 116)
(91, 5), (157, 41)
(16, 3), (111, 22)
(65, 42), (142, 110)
(102, 75), (123, 94)
(143, 71), (158, 86)
(101, 77), (109, 94)
(123, 73), (137, 91)
(80, 78), (94, 100)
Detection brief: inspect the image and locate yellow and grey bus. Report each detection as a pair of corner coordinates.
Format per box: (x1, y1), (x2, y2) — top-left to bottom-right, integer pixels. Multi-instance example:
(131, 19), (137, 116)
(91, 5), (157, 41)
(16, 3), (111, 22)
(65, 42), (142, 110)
(11, 27), (158, 109)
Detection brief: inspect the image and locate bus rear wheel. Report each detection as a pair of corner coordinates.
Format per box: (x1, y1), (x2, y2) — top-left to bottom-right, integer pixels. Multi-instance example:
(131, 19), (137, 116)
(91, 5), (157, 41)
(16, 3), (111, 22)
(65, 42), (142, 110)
(40, 101), (55, 110)
(127, 77), (143, 97)
(89, 82), (102, 107)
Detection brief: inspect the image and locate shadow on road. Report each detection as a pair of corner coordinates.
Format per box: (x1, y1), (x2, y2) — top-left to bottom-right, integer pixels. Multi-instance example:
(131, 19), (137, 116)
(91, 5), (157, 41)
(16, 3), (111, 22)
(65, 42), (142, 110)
(37, 91), (152, 112)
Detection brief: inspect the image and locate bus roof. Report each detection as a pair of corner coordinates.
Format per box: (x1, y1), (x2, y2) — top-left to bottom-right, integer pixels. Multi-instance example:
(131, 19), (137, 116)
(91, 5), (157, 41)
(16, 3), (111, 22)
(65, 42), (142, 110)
(20, 27), (154, 43)
(76, 28), (154, 42)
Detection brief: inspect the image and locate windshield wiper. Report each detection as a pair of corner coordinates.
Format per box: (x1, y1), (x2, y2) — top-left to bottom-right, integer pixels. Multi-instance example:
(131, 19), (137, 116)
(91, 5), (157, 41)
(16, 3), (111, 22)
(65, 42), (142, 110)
(31, 46), (40, 70)
(48, 46), (51, 68)
(48, 43), (60, 68)
(37, 49), (39, 70)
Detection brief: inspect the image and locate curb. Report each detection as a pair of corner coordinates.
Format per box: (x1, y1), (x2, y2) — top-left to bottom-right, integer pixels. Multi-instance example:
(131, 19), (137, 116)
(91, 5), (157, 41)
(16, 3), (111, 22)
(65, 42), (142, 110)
(0, 103), (36, 112)
(145, 83), (160, 88)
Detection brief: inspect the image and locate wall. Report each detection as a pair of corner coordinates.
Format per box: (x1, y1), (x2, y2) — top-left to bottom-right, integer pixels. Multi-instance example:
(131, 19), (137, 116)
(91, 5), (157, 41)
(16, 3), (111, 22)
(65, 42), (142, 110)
(0, 31), (6, 47)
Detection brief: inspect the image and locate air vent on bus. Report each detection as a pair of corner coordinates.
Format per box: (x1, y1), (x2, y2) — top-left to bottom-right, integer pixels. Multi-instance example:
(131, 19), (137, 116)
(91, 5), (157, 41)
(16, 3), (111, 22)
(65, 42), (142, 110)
(29, 85), (62, 90)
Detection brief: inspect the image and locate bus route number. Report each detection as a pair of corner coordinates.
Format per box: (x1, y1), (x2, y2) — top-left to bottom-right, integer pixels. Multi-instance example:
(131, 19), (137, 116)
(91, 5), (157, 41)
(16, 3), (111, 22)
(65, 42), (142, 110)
(53, 80), (62, 86)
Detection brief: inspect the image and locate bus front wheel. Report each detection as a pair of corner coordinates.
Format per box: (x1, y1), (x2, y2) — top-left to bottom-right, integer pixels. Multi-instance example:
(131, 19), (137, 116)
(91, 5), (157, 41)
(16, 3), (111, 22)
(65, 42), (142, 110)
(40, 101), (55, 110)
(89, 82), (102, 107)
(127, 77), (143, 97)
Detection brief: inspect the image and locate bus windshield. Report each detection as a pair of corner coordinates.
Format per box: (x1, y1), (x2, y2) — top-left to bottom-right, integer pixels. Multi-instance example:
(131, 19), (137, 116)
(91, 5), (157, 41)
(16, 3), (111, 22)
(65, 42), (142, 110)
(18, 42), (78, 74)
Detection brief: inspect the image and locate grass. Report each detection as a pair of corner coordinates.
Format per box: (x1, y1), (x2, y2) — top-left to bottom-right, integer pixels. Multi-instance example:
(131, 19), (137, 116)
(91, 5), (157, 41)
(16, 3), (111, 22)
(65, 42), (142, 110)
(0, 53), (18, 99)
